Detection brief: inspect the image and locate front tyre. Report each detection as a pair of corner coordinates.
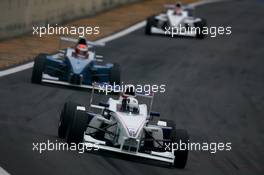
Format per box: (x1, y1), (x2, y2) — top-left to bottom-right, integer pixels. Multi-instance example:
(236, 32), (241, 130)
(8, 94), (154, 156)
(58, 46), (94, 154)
(145, 16), (155, 35)
(58, 101), (78, 138)
(194, 18), (207, 39)
(172, 129), (189, 169)
(66, 108), (88, 144)
(31, 53), (46, 83)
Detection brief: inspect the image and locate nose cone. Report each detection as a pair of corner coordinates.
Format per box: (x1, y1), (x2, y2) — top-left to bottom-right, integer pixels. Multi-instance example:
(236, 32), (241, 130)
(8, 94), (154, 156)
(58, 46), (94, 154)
(70, 59), (88, 74)
(118, 113), (146, 138)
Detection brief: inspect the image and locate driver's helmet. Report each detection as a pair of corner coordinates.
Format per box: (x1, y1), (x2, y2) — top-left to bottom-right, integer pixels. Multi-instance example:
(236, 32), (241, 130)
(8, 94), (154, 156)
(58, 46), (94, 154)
(175, 2), (182, 8)
(75, 38), (89, 58)
(127, 96), (139, 113)
(175, 2), (182, 14)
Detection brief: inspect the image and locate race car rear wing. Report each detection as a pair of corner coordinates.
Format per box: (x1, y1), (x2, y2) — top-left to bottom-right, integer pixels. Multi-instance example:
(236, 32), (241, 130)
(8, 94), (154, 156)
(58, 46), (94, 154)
(89, 83), (156, 118)
(88, 82), (116, 111)
(164, 4), (176, 9)
(59, 36), (105, 49)
(164, 3), (194, 9)
(164, 4), (195, 16)
(135, 91), (155, 118)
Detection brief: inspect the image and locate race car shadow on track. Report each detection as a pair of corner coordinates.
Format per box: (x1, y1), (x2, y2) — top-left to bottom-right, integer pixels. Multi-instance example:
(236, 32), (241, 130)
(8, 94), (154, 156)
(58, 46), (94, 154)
(145, 32), (206, 40)
(30, 80), (119, 96)
(44, 136), (176, 169)
(87, 149), (177, 169)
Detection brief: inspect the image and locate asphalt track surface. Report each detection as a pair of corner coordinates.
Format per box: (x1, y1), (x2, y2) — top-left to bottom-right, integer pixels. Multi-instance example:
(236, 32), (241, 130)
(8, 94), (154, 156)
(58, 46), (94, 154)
(0, 0), (264, 174)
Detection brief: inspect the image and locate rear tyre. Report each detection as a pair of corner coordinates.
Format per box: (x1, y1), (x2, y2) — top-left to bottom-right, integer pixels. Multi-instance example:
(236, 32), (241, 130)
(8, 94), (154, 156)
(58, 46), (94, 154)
(194, 18), (207, 39)
(58, 101), (78, 138)
(66, 108), (88, 144)
(172, 129), (189, 169)
(31, 53), (46, 83)
(109, 63), (121, 85)
(145, 16), (155, 35)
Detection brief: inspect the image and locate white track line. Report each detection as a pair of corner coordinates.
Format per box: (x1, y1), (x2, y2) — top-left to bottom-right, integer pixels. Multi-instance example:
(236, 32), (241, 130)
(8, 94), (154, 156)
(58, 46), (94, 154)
(0, 167), (10, 175)
(188, 0), (226, 8)
(0, 0), (223, 78)
(0, 62), (33, 77)
(97, 21), (146, 43)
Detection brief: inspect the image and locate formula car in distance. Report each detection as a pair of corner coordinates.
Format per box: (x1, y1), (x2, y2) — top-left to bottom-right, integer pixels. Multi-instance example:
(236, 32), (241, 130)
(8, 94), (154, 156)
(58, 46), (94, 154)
(58, 85), (189, 168)
(31, 37), (121, 89)
(145, 2), (207, 39)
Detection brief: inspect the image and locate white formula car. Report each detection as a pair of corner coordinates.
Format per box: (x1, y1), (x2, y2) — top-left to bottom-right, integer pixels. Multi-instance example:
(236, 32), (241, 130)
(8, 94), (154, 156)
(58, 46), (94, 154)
(58, 85), (189, 168)
(145, 4), (207, 39)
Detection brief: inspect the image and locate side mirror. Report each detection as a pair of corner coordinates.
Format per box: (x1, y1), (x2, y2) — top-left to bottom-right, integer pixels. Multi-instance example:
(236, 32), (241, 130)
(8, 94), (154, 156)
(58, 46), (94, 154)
(150, 111), (160, 117)
(99, 102), (109, 108)
(95, 59), (103, 62)
(95, 55), (104, 62)
(96, 55), (103, 58)
(58, 49), (65, 54)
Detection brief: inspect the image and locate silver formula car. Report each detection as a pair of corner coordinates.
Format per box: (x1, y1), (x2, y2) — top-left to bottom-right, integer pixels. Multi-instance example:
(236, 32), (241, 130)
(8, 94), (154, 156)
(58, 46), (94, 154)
(145, 4), (207, 39)
(58, 85), (189, 168)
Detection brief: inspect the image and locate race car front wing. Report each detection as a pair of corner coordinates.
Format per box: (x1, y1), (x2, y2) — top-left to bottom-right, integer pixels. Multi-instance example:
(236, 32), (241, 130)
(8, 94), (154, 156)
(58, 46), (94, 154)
(83, 135), (175, 164)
